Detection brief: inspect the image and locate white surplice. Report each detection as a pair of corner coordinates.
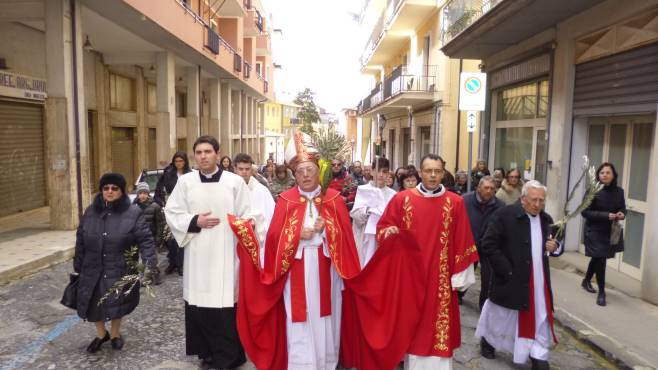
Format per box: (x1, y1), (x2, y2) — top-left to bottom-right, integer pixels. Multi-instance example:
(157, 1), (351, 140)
(246, 176), (275, 266)
(350, 182), (397, 266)
(475, 213), (561, 364)
(283, 186), (343, 370)
(164, 170), (254, 308)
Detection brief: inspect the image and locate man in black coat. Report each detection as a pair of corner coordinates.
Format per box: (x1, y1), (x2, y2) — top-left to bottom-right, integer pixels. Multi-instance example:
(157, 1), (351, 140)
(134, 182), (163, 285)
(462, 176), (505, 308)
(474, 180), (562, 370)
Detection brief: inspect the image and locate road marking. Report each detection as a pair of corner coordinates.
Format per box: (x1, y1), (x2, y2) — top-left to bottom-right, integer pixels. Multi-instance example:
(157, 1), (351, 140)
(0, 314), (80, 370)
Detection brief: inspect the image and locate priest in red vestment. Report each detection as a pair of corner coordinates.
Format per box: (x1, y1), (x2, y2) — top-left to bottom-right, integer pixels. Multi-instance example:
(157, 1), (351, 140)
(229, 132), (427, 370)
(377, 153), (480, 370)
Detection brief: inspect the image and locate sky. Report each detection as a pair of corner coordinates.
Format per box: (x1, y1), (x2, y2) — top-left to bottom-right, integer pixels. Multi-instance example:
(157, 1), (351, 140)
(261, 0), (372, 113)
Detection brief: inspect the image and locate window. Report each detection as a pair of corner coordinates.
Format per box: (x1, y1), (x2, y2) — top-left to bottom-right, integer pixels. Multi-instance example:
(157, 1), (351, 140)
(109, 73), (136, 111)
(147, 84), (156, 113)
(496, 80), (549, 121)
(176, 92), (187, 118)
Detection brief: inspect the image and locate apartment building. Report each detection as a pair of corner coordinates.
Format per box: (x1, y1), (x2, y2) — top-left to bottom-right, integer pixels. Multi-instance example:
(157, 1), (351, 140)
(355, 0), (481, 172)
(0, 0), (275, 228)
(441, 0), (658, 303)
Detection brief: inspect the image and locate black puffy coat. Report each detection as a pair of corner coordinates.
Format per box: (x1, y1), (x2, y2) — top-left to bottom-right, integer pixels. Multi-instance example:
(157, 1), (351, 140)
(581, 185), (626, 258)
(133, 197), (164, 243)
(73, 194), (157, 321)
(154, 165), (179, 206)
(480, 203), (563, 311)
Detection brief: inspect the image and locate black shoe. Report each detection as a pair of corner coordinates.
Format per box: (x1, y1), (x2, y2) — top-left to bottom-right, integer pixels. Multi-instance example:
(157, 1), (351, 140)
(177, 267), (183, 276)
(531, 357), (550, 370)
(581, 279), (596, 293)
(597, 292), (606, 306)
(86, 331), (110, 353)
(165, 265), (176, 275)
(110, 336), (124, 350)
(480, 337), (495, 359)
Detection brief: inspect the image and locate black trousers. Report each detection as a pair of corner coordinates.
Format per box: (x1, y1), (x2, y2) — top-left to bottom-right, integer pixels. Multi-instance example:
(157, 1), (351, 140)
(184, 301), (246, 369)
(166, 238), (184, 268)
(585, 257), (607, 292)
(478, 260), (492, 310)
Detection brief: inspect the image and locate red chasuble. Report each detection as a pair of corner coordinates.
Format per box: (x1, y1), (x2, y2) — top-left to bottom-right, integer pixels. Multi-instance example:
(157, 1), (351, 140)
(229, 186), (426, 370)
(376, 188), (479, 358)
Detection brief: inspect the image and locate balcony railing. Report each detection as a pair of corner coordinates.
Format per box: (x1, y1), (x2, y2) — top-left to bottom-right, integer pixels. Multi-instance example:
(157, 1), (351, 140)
(255, 10), (264, 32)
(205, 25), (220, 55)
(243, 0), (252, 10)
(359, 65), (437, 114)
(234, 53), (242, 72)
(263, 80), (269, 93)
(441, 0), (502, 45)
(244, 62), (251, 79)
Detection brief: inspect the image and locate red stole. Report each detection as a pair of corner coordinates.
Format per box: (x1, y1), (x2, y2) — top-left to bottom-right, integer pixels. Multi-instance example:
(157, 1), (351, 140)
(518, 262), (558, 344)
(290, 247), (332, 322)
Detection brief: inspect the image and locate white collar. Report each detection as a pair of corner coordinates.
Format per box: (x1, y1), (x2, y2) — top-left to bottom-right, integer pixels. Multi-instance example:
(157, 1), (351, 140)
(416, 183), (446, 198)
(299, 185), (321, 198)
(200, 166), (219, 179)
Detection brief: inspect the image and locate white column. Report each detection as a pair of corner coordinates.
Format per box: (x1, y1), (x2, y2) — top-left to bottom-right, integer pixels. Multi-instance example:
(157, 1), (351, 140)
(640, 108), (658, 304)
(220, 82), (232, 155)
(186, 66), (200, 155)
(209, 79), (221, 140)
(156, 51), (175, 165)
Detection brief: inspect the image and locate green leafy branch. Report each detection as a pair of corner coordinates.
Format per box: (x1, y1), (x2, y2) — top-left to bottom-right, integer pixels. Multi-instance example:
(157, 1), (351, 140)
(98, 246), (155, 306)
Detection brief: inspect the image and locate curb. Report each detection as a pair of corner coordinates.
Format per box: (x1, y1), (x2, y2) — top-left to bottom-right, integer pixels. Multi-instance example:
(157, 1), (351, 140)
(555, 307), (655, 370)
(0, 247), (75, 286)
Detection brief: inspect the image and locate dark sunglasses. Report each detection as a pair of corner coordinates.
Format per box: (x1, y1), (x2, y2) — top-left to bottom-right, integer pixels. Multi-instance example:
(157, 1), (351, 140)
(102, 185), (120, 192)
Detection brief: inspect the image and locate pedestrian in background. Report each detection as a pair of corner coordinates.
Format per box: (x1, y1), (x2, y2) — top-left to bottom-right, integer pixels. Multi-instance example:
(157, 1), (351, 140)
(155, 152), (191, 276)
(581, 162), (626, 307)
(496, 168), (524, 205)
(471, 160), (491, 191)
(392, 166), (408, 191)
(74, 173), (157, 353)
(492, 167), (505, 191)
(398, 167), (421, 190)
(462, 176), (505, 308)
(329, 158), (358, 208)
(220, 155), (234, 172)
(362, 164), (373, 183)
(351, 160), (367, 185)
(269, 164), (295, 201)
(133, 182), (163, 285)
(453, 170), (468, 195)
(440, 160), (456, 189)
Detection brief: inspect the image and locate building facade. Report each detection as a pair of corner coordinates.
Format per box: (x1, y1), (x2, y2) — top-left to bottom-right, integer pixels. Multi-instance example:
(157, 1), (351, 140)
(0, 0), (275, 228)
(442, 0), (658, 303)
(356, 0), (481, 173)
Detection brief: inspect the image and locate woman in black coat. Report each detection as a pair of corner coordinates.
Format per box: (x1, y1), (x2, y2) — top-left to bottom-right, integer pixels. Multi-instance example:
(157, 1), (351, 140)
(154, 152), (191, 275)
(74, 173), (157, 353)
(581, 162), (626, 306)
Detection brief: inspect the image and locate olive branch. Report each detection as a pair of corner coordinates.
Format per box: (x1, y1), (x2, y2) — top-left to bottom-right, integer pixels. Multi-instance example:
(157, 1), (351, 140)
(98, 246), (155, 306)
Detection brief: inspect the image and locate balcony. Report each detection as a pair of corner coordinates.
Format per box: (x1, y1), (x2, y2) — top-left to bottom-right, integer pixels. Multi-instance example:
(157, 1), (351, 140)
(441, 0), (604, 59)
(244, 9), (262, 37)
(205, 25), (220, 55)
(256, 33), (271, 55)
(358, 65), (437, 116)
(243, 0), (252, 10)
(234, 53), (243, 72)
(360, 0), (437, 70)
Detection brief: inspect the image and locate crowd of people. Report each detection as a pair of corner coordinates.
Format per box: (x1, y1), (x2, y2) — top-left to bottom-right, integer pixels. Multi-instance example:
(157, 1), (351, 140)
(70, 133), (626, 370)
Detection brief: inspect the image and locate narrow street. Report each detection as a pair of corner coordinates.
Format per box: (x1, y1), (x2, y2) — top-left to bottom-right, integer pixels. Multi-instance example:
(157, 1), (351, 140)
(0, 254), (617, 370)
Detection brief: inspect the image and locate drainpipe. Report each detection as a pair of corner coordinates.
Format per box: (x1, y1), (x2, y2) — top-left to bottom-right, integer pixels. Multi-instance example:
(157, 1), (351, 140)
(70, 0), (83, 218)
(455, 59), (463, 173)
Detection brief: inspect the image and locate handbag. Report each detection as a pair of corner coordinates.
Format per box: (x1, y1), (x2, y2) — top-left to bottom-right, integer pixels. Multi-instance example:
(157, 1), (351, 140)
(60, 273), (79, 310)
(610, 220), (623, 246)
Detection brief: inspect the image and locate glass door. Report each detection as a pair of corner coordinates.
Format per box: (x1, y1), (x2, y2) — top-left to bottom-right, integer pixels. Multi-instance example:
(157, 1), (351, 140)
(584, 116), (654, 280)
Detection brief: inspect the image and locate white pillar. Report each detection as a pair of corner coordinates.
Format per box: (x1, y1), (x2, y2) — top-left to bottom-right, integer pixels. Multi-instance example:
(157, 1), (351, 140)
(640, 108), (658, 304)
(209, 79), (221, 140)
(186, 66), (200, 155)
(156, 51), (175, 165)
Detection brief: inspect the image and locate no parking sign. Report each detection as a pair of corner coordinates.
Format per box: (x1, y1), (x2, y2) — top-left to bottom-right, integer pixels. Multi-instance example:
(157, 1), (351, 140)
(459, 72), (486, 111)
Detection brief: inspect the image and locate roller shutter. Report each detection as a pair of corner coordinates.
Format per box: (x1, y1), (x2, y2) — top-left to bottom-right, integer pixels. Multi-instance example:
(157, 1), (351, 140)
(0, 100), (46, 217)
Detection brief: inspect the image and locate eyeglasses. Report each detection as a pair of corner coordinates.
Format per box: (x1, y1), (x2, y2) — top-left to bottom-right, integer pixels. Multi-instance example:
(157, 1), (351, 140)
(102, 185), (120, 192)
(508, 175), (520, 179)
(422, 169), (444, 175)
(331, 163), (342, 167)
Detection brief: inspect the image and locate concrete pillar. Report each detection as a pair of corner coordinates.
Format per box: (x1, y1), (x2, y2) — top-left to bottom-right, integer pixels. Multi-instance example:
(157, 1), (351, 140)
(640, 109), (658, 304)
(408, 107), (416, 166)
(208, 79), (221, 140)
(45, 0), (89, 229)
(237, 90), (244, 153)
(156, 51), (175, 166)
(135, 66), (148, 172)
(220, 82), (232, 155)
(94, 54), (110, 176)
(185, 66), (200, 155)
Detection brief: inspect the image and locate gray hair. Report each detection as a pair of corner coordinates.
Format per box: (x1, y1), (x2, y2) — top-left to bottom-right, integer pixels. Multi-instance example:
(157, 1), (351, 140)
(521, 180), (547, 197)
(478, 175), (496, 187)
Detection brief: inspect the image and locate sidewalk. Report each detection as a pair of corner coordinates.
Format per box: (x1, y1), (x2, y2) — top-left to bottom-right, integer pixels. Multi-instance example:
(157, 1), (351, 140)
(0, 207), (76, 285)
(550, 252), (658, 370)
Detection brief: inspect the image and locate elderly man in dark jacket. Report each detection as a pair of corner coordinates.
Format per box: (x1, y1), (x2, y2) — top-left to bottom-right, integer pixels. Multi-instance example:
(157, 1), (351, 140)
(463, 176), (504, 308)
(475, 180), (562, 370)
(74, 173), (158, 353)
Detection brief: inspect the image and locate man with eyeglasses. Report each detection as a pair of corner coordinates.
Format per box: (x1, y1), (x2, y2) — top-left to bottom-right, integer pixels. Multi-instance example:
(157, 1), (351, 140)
(329, 158), (358, 209)
(377, 153), (479, 370)
(475, 180), (563, 370)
